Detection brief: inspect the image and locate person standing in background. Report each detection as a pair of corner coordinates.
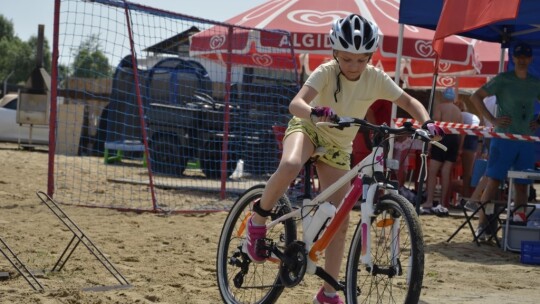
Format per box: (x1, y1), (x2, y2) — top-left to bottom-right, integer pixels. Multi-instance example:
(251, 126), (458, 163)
(351, 99), (392, 167)
(456, 96), (481, 199)
(470, 42), (540, 238)
(421, 87), (462, 215)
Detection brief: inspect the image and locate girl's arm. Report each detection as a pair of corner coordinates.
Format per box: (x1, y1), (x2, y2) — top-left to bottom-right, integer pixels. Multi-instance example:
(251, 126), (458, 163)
(392, 91), (431, 124)
(289, 85), (319, 119)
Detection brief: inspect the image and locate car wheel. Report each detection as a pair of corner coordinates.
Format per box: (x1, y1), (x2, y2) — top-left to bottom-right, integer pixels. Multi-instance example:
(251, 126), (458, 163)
(149, 133), (189, 176)
(199, 138), (238, 179)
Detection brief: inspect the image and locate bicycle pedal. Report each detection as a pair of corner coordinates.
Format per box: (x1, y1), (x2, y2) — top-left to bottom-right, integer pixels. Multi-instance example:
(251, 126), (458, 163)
(256, 238), (274, 258)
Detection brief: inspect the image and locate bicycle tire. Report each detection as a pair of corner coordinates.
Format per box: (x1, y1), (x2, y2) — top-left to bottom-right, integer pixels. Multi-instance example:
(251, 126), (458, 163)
(345, 193), (424, 304)
(216, 184), (297, 304)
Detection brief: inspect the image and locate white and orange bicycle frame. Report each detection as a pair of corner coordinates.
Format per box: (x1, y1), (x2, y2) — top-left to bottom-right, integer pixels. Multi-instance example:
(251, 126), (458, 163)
(267, 145), (401, 274)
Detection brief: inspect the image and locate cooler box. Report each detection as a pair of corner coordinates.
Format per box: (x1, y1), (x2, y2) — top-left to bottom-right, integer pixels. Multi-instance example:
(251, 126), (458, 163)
(503, 225), (540, 251)
(503, 205), (540, 252)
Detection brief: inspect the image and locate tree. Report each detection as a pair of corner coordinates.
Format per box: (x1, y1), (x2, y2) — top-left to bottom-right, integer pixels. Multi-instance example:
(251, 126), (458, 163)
(72, 35), (111, 78)
(28, 35), (52, 71)
(57, 63), (71, 85)
(0, 15), (14, 39)
(0, 15), (52, 85)
(0, 36), (32, 84)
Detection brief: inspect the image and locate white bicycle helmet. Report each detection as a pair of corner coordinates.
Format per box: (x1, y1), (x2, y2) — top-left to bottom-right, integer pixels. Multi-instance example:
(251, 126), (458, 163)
(329, 14), (380, 54)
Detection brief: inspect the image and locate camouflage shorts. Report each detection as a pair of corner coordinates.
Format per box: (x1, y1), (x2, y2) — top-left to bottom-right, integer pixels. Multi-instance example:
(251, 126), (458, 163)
(284, 117), (351, 170)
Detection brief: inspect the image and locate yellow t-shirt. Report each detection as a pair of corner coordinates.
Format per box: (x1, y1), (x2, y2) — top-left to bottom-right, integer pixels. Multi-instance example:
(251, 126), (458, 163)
(303, 60), (403, 152)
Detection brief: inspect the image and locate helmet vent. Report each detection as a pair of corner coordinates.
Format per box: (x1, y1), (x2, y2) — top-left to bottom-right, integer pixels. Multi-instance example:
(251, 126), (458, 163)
(364, 25), (373, 41)
(339, 37), (349, 49)
(365, 40), (375, 51)
(354, 36), (362, 50)
(354, 17), (361, 32)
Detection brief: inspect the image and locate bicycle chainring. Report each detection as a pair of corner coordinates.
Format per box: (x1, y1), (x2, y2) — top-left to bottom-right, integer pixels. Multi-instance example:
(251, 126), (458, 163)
(279, 241), (307, 287)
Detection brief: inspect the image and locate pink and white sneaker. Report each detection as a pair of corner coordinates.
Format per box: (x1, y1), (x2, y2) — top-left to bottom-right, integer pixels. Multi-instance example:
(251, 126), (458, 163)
(313, 287), (344, 304)
(243, 217), (267, 263)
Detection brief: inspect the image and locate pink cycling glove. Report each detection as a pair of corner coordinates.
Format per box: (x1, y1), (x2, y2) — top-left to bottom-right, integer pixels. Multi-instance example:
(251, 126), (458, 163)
(310, 106), (335, 123)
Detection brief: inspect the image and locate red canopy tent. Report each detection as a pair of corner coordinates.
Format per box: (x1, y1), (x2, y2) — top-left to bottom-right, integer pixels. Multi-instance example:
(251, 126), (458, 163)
(189, 0), (487, 80)
(403, 40), (507, 89)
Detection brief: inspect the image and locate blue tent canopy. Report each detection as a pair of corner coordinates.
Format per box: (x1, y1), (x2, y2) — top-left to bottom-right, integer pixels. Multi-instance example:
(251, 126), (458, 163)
(399, 0), (540, 74)
(399, 0), (540, 162)
(399, 0), (540, 76)
(399, 0), (540, 48)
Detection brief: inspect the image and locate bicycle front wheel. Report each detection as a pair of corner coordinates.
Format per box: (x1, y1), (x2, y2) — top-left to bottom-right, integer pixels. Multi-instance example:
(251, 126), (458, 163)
(216, 184), (297, 304)
(345, 193), (424, 304)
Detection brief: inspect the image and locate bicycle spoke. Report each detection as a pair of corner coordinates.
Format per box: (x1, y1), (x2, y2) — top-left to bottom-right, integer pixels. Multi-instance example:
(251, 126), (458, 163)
(217, 185), (296, 304)
(346, 194), (424, 304)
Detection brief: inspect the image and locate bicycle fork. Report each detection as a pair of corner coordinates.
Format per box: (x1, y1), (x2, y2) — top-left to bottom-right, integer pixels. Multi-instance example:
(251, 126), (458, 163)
(360, 183), (403, 279)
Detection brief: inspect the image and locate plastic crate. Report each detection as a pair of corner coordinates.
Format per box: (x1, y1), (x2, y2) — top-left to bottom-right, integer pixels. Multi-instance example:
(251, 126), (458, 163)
(520, 241), (540, 265)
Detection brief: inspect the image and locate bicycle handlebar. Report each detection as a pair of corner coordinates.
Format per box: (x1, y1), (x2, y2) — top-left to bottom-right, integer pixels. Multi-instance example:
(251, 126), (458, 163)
(316, 116), (447, 151)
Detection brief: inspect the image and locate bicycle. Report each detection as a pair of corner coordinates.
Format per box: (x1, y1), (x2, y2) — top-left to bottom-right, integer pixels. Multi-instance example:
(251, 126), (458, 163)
(216, 117), (446, 303)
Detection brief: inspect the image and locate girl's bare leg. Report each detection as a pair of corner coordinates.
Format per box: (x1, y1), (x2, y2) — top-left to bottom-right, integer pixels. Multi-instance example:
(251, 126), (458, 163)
(314, 161), (350, 293)
(440, 161), (453, 207)
(252, 132), (315, 225)
(424, 160), (443, 208)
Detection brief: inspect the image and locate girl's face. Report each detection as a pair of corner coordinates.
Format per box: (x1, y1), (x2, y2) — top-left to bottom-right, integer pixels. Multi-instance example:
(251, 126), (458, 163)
(335, 50), (371, 81)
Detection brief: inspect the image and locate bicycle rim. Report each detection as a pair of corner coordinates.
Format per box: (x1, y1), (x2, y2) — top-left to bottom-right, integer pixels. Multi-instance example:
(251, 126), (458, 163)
(345, 193), (424, 304)
(216, 184), (296, 304)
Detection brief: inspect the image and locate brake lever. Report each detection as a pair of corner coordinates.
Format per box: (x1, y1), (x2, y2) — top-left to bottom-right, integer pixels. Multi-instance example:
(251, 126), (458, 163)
(415, 129), (447, 151)
(431, 140), (447, 151)
(316, 121), (339, 127)
(316, 115), (348, 129)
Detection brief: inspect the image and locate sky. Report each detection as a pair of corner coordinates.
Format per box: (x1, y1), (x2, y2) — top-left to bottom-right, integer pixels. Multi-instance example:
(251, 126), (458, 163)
(4, 0), (267, 42)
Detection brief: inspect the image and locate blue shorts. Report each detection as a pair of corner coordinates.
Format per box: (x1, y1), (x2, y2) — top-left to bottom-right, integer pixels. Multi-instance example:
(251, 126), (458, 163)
(462, 135), (478, 151)
(471, 159), (488, 187)
(486, 138), (535, 184)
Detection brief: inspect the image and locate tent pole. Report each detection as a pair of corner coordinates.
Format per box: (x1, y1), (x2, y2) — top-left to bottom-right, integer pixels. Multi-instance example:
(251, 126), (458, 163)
(388, 24), (405, 162)
(499, 47), (506, 73)
(393, 24), (404, 92)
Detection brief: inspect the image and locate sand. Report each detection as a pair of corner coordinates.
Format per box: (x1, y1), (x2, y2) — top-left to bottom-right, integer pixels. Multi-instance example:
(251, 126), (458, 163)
(0, 142), (539, 304)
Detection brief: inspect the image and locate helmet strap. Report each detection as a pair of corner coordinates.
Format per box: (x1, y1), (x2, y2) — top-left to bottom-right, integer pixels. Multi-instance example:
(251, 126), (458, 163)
(332, 52), (342, 103)
(334, 71), (342, 103)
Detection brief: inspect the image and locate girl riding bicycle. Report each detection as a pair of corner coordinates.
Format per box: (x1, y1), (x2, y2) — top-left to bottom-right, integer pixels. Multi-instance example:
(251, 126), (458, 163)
(246, 14), (443, 304)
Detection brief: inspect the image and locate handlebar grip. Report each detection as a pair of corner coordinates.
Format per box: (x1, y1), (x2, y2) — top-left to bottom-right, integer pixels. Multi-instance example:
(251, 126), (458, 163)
(315, 121), (339, 127)
(431, 140), (447, 152)
(330, 114), (340, 122)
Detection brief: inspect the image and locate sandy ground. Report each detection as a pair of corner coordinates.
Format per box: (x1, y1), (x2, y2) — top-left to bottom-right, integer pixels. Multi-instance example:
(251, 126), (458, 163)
(1, 142), (539, 304)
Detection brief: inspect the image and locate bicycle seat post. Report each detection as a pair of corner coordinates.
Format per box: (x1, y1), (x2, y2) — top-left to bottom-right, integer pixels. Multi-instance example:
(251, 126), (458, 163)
(300, 147), (324, 202)
(303, 160), (313, 199)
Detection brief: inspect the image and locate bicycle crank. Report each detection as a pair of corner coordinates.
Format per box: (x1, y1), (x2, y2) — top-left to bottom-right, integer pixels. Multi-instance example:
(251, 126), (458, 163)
(278, 241), (307, 287)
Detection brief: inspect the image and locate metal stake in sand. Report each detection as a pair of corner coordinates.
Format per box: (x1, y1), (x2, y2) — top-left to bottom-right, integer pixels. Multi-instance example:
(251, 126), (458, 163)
(36, 191), (131, 291)
(0, 235), (44, 291)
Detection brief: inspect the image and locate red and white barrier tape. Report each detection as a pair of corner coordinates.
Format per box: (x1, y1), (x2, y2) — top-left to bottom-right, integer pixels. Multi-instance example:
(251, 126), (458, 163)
(394, 118), (540, 142)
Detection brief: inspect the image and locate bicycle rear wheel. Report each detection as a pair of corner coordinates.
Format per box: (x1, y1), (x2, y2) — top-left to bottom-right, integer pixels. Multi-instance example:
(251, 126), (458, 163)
(216, 184), (297, 304)
(345, 193), (424, 304)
